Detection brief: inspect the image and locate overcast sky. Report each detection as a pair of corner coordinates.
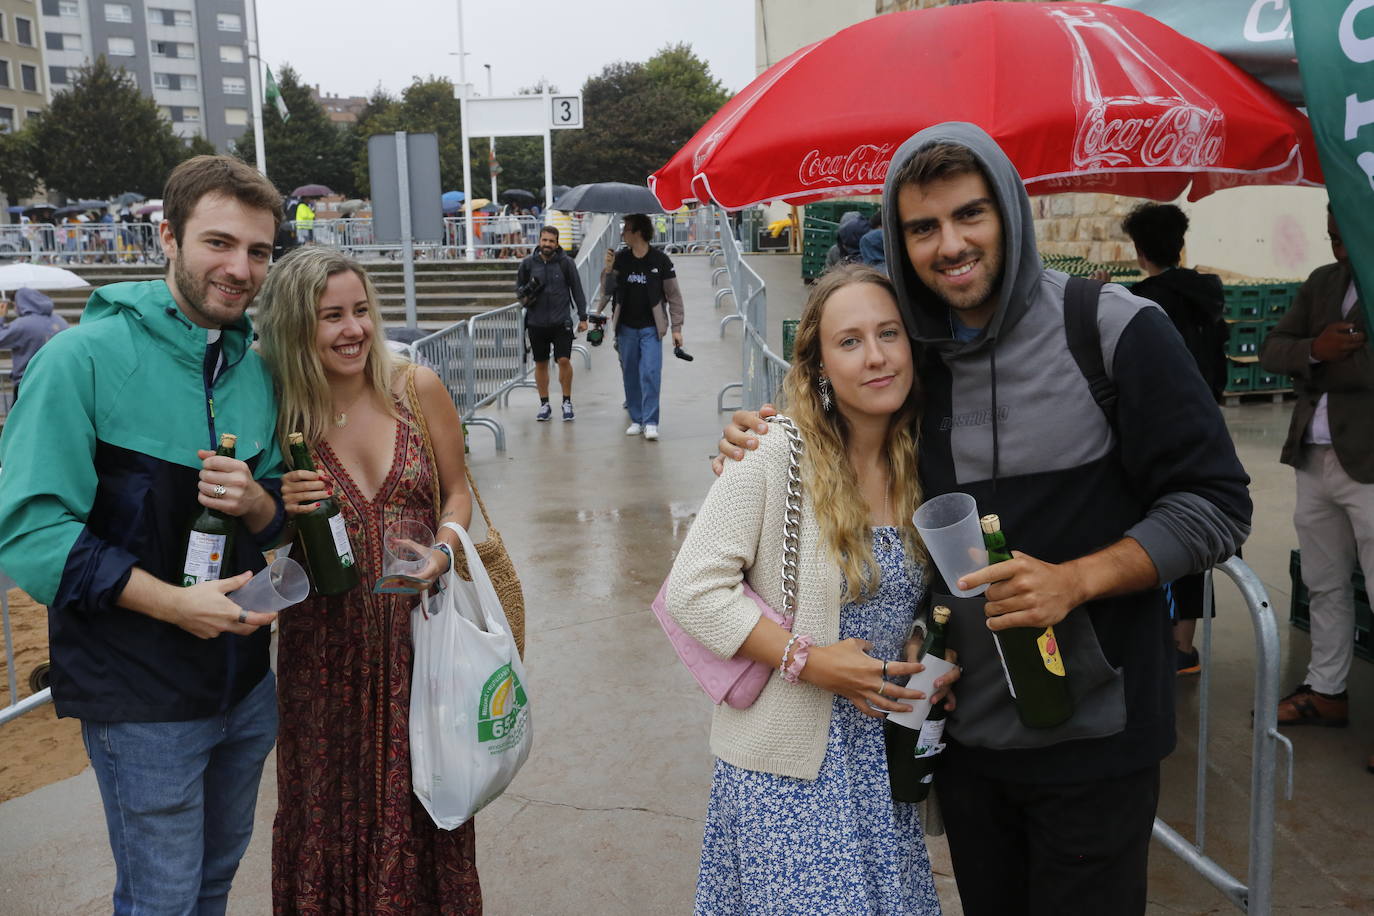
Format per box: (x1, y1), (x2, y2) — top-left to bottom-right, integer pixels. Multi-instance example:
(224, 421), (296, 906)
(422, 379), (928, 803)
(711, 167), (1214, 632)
(257, 0), (757, 101)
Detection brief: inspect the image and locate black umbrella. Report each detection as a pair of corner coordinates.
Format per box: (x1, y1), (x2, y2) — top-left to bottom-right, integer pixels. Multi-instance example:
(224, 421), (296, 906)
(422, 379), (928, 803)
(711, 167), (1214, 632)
(53, 206), (91, 218)
(498, 188), (536, 207)
(114, 191), (146, 207)
(292, 183), (333, 198)
(552, 182), (665, 214)
(541, 184), (572, 202)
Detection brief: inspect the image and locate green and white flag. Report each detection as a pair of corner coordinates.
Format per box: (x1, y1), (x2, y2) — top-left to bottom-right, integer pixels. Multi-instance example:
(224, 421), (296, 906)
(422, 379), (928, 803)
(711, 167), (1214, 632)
(1293, 1), (1374, 322)
(265, 66), (289, 122)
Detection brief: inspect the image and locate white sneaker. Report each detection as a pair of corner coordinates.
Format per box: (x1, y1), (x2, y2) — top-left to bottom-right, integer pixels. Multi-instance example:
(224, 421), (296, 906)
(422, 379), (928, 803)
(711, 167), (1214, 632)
(625, 423), (643, 436)
(643, 424), (659, 441)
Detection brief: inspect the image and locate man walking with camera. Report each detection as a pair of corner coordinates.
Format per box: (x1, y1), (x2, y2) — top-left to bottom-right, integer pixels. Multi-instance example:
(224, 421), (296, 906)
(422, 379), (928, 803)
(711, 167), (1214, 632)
(517, 225), (587, 421)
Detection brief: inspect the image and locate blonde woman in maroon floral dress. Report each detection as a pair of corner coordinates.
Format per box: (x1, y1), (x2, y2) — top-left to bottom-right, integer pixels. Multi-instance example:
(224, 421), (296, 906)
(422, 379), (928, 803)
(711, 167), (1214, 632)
(257, 246), (479, 914)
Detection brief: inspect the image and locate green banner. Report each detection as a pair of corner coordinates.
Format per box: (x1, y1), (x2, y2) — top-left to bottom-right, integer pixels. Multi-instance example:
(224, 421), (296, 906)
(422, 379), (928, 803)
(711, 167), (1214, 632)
(1293, 1), (1374, 327)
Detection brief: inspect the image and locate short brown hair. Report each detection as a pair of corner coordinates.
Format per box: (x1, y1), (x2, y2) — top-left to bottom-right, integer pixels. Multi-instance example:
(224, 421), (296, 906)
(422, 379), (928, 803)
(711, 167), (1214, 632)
(891, 141), (987, 193)
(162, 155), (283, 245)
(539, 225), (560, 241)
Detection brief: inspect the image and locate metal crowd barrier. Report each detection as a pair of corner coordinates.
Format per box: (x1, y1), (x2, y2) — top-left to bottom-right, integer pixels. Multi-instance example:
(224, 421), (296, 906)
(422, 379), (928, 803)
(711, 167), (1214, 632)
(0, 222), (164, 264)
(414, 214), (618, 452)
(1153, 557), (1292, 915)
(287, 214), (593, 261)
(711, 208), (786, 412)
(656, 208), (721, 254)
(0, 566), (52, 729)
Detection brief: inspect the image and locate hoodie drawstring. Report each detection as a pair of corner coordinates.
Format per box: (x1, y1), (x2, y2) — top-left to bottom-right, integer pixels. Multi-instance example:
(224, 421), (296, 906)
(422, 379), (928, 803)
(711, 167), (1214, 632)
(989, 343), (1000, 495)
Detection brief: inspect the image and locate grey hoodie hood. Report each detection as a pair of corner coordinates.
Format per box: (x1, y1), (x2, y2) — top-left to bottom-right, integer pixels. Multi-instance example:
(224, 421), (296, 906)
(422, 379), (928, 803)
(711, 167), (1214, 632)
(881, 122), (1041, 352)
(14, 287), (55, 318)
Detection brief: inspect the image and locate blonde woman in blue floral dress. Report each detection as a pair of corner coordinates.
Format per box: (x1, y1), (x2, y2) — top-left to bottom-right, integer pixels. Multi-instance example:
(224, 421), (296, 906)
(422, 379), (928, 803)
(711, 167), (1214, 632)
(667, 264), (956, 914)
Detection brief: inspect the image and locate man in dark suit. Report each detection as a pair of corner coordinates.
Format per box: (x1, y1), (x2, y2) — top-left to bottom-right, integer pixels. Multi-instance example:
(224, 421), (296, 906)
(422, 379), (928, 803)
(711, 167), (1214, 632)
(1259, 208), (1372, 772)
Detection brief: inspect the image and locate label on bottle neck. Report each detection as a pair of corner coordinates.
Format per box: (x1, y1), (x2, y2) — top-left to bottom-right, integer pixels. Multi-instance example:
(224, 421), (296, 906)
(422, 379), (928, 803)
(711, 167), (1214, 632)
(1037, 626), (1067, 676)
(911, 718), (946, 760)
(183, 531), (227, 585)
(328, 514), (356, 567)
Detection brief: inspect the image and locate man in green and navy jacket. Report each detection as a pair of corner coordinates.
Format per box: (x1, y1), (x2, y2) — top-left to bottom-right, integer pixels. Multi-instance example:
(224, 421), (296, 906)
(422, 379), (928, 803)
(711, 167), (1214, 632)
(0, 156), (287, 914)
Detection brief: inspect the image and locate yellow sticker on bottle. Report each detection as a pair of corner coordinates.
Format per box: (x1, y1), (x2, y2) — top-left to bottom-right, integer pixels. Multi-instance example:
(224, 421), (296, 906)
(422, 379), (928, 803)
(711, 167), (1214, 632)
(1037, 627), (1066, 677)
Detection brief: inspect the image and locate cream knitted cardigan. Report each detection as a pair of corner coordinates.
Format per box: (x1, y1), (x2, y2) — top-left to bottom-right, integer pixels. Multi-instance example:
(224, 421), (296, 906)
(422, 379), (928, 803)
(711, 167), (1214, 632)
(666, 424), (843, 780)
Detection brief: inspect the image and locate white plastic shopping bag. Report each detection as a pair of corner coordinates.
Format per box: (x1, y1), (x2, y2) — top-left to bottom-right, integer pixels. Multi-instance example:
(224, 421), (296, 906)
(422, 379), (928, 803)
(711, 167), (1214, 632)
(410, 522), (532, 829)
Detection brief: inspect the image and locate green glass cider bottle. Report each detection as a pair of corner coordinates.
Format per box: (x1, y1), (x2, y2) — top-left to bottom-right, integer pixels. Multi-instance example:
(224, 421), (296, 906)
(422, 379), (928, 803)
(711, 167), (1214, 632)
(288, 432), (360, 596)
(981, 514), (1074, 728)
(182, 433), (237, 586)
(885, 606), (952, 803)
(904, 605), (952, 800)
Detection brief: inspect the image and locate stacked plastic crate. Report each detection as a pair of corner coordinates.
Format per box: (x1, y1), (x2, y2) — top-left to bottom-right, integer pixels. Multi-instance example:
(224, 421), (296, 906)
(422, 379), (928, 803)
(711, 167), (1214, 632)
(799, 202), (881, 282)
(1290, 550), (1374, 662)
(1224, 282), (1302, 397)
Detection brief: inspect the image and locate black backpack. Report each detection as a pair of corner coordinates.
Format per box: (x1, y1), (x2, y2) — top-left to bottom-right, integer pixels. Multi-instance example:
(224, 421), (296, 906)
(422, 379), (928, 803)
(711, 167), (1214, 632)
(1064, 277), (1118, 426)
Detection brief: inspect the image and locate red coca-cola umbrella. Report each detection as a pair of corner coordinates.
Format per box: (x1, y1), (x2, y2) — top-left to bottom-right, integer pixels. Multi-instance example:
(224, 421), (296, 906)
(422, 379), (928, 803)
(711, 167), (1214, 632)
(649, 2), (1321, 209)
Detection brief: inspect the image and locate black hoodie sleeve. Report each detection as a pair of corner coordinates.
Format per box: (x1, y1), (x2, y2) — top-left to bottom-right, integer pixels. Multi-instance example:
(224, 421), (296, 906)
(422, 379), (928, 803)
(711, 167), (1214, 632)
(1112, 307), (1252, 581)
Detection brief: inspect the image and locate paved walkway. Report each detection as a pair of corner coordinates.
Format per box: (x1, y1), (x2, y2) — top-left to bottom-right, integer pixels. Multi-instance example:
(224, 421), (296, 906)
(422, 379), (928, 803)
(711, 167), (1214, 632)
(1, 253), (1371, 915)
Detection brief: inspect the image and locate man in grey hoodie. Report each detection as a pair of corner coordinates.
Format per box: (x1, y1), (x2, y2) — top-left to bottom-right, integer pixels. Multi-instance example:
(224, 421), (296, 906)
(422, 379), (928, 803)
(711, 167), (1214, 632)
(721, 123), (1250, 914)
(0, 287), (70, 400)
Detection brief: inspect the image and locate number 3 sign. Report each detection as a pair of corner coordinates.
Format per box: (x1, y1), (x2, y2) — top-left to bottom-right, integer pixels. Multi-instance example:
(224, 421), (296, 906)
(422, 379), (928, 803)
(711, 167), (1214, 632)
(550, 95), (583, 129)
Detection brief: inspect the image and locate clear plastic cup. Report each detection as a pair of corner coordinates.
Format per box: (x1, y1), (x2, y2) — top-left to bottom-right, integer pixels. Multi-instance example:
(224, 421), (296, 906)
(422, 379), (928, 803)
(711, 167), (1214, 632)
(913, 492), (988, 598)
(228, 557), (310, 613)
(384, 520), (435, 578)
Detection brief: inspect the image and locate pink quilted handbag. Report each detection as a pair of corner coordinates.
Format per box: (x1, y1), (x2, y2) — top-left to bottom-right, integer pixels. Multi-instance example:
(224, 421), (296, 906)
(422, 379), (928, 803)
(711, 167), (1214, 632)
(651, 417), (804, 710)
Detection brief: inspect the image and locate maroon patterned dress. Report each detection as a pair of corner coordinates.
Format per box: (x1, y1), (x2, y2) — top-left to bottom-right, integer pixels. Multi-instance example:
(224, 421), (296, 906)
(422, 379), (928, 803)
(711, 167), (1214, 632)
(272, 400), (482, 915)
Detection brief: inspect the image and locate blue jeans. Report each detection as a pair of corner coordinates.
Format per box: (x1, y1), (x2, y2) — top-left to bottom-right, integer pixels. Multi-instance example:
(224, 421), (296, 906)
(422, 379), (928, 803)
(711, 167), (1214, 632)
(81, 671), (278, 916)
(618, 325), (663, 425)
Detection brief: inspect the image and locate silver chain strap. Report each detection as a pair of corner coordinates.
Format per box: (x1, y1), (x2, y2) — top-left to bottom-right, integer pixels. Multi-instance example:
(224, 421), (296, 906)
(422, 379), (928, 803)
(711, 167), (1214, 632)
(771, 415), (804, 621)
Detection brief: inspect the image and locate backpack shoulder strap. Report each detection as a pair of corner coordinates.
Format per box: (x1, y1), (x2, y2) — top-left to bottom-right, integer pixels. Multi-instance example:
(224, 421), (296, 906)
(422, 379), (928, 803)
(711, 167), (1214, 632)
(1063, 276), (1117, 426)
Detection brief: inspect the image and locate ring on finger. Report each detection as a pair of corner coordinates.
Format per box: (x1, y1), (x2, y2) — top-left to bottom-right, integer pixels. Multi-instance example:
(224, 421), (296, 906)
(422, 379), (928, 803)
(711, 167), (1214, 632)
(212, 484), (227, 498)
(881, 659), (890, 680)
(237, 610), (248, 625)
(876, 681), (887, 698)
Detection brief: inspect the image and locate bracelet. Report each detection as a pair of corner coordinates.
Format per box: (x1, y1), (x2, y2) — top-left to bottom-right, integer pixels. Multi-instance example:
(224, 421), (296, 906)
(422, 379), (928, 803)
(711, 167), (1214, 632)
(430, 542), (454, 574)
(783, 635), (815, 684)
(779, 634), (800, 679)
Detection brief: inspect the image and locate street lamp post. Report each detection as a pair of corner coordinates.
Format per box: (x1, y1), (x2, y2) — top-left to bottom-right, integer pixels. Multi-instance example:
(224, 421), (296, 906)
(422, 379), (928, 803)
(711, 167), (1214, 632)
(485, 64), (497, 205)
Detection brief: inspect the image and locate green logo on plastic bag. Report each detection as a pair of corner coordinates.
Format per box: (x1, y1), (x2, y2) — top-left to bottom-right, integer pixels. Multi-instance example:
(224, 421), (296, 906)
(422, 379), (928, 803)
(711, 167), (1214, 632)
(477, 663), (528, 749)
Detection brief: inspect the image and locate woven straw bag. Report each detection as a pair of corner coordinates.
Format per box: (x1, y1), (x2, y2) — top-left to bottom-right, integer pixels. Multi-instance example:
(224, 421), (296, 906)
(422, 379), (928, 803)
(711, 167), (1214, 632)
(407, 368), (526, 658)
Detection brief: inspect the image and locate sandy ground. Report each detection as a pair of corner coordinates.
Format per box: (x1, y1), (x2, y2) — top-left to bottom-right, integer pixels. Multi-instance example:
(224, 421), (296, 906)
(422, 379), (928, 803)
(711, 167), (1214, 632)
(0, 588), (84, 803)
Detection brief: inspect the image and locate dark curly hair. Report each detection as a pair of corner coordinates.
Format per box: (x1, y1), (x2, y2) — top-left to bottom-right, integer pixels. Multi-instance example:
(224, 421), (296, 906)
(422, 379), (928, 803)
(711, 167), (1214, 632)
(1121, 202), (1188, 268)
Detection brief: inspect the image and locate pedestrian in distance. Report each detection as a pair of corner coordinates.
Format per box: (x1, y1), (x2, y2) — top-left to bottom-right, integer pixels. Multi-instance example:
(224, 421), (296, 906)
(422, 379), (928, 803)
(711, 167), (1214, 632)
(516, 225), (588, 421)
(716, 122), (1251, 916)
(0, 155), (289, 915)
(255, 246), (482, 913)
(594, 213), (685, 442)
(0, 286), (70, 401)
(668, 263), (957, 914)
(1258, 206), (1374, 773)
(1116, 201), (1230, 675)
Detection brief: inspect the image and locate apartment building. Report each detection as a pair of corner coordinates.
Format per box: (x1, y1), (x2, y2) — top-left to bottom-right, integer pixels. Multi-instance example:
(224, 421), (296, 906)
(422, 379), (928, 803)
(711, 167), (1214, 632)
(38, 0), (250, 151)
(0, 0), (48, 132)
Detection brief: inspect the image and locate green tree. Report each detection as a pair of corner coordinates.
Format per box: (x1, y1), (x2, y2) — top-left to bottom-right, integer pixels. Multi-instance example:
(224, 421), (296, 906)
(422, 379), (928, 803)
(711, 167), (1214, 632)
(352, 76), (463, 198)
(0, 126), (39, 205)
(234, 64), (357, 198)
(182, 134), (219, 159)
(554, 43), (730, 187)
(29, 56), (186, 198)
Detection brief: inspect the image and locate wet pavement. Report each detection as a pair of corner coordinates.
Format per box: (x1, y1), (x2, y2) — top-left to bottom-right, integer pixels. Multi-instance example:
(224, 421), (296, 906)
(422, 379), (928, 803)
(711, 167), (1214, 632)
(1, 252), (1371, 915)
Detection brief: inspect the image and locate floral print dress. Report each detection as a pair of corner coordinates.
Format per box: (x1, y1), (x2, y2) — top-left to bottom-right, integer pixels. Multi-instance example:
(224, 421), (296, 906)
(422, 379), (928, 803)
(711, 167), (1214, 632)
(694, 527), (941, 916)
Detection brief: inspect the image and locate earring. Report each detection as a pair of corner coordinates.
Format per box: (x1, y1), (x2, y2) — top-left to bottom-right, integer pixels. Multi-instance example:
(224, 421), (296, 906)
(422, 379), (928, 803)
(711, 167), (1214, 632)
(818, 375), (833, 411)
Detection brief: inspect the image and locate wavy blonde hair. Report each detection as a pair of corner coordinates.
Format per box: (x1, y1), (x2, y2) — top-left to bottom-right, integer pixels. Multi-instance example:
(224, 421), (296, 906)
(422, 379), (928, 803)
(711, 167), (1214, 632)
(255, 246), (400, 454)
(779, 263), (925, 598)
